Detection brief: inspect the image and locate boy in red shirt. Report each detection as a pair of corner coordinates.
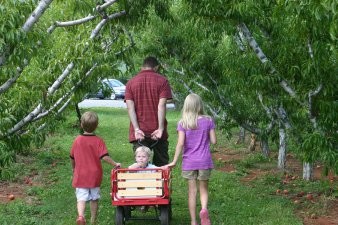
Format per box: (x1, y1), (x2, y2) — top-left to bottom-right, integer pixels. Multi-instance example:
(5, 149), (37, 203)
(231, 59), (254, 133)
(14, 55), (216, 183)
(70, 111), (121, 225)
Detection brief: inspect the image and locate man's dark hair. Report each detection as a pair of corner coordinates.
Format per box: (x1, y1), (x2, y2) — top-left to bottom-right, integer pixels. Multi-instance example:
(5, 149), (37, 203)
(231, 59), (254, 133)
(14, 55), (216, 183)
(143, 56), (159, 68)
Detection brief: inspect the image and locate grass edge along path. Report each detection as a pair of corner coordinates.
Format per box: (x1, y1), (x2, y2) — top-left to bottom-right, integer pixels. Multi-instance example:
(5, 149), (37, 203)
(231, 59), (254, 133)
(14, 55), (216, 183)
(1, 108), (303, 225)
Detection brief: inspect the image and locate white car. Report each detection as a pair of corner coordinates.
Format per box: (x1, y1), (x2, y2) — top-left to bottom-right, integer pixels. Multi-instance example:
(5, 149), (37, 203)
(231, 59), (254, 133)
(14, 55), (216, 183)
(87, 79), (126, 100)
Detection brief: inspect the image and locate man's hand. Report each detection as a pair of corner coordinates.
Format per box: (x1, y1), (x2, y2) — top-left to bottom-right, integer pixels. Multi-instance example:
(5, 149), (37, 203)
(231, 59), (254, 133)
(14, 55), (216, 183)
(135, 129), (145, 140)
(151, 129), (163, 140)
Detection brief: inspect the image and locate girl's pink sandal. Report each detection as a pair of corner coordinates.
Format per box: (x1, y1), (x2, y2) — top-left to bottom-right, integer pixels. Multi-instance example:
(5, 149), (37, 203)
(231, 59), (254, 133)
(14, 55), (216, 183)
(200, 209), (211, 225)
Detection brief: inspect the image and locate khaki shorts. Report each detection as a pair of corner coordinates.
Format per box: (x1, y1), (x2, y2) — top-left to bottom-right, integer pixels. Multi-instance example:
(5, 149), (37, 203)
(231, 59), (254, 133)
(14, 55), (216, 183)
(182, 169), (212, 181)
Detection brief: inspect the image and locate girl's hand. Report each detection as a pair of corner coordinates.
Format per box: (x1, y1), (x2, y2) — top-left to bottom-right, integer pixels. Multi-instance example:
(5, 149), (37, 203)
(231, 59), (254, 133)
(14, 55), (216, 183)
(167, 162), (176, 168)
(161, 165), (169, 170)
(161, 162), (175, 169)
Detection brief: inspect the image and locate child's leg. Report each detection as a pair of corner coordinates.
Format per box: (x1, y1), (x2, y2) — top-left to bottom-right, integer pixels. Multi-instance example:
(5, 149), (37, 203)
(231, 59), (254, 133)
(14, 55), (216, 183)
(199, 179), (211, 225)
(188, 179), (198, 225)
(199, 180), (209, 209)
(90, 200), (98, 224)
(77, 201), (86, 217)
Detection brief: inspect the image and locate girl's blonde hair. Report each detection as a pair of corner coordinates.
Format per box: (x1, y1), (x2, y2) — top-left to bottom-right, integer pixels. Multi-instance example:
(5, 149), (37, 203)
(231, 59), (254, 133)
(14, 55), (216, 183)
(180, 93), (206, 130)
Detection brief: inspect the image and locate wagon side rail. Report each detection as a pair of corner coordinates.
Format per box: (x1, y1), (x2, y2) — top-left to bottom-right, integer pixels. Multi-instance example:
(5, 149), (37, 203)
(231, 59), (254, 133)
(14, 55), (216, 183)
(111, 168), (171, 206)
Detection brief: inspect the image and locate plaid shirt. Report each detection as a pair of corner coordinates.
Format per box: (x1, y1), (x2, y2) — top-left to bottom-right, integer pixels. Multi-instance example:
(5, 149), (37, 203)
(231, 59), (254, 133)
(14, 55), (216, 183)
(125, 69), (172, 142)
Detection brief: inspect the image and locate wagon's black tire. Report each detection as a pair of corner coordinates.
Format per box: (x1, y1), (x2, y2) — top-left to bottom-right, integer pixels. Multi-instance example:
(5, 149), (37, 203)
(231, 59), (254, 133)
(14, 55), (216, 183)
(115, 206), (124, 225)
(124, 206), (131, 220)
(159, 205), (169, 225)
(169, 203), (172, 220)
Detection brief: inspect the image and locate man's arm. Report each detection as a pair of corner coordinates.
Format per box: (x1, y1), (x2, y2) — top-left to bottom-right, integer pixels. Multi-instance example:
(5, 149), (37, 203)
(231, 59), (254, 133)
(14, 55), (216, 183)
(151, 98), (167, 139)
(126, 99), (145, 140)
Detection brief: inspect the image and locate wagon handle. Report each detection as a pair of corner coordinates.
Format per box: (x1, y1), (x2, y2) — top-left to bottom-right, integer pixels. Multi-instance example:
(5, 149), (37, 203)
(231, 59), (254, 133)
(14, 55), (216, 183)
(137, 136), (159, 149)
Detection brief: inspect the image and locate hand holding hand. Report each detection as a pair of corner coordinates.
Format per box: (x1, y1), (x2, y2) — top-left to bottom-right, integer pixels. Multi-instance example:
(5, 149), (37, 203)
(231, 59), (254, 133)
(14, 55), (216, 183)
(135, 129), (145, 140)
(151, 129), (163, 140)
(161, 162), (176, 170)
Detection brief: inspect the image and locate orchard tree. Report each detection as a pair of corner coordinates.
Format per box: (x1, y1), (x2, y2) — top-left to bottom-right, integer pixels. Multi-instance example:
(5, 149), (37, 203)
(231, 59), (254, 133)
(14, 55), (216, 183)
(0, 0), (154, 177)
(130, 0), (337, 178)
(0, 0), (336, 181)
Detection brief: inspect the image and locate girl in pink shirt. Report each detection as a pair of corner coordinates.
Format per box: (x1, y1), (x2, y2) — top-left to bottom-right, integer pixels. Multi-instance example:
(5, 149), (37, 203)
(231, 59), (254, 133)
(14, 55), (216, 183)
(165, 93), (217, 225)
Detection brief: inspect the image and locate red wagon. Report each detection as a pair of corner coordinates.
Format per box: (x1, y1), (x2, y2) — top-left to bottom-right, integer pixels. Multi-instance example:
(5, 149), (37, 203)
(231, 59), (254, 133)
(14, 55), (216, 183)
(111, 167), (172, 225)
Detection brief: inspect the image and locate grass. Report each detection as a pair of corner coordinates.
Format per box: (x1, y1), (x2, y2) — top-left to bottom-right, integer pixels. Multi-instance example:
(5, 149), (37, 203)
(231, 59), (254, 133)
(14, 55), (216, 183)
(0, 107), (329, 225)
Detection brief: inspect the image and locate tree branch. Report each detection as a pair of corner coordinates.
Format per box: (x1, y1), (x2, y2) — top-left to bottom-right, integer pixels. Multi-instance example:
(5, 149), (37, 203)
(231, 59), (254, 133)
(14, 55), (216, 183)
(96, 0), (118, 11)
(22, 0), (54, 32)
(0, 0), (52, 66)
(90, 11), (126, 39)
(238, 23), (300, 101)
(6, 104), (43, 136)
(47, 15), (97, 33)
(47, 62), (74, 95)
(34, 63), (98, 122)
(0, 67), (23, 94)
(308, 84), (322, 129)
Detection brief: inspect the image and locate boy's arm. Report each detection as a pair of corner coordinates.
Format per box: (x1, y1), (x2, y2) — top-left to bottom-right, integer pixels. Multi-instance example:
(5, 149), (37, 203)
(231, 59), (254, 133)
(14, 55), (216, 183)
(102, 155), (121, 167)
(70, 157), (75, 174)
(70, 158), (75, 171)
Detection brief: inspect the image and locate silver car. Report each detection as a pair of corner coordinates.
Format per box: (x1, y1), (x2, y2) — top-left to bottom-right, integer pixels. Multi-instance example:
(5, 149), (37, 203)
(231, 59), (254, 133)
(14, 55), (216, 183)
(87, 79), (126, 100)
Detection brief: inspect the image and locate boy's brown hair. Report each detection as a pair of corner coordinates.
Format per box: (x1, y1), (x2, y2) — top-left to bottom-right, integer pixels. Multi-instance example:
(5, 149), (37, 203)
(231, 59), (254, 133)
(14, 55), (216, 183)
(81, 111), (98, 133)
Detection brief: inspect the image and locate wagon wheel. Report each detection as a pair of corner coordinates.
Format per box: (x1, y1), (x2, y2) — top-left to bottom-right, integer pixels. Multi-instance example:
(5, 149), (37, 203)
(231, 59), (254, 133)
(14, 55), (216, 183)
(124, 206), (131, 220)
(169, 199), (172, 220)
(159, 205), (170, 225)
(115, 206), (125, 225)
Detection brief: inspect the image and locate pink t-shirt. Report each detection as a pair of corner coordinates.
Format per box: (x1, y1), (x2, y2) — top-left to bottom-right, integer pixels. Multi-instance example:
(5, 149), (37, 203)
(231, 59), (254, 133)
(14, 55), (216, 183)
(177, 116), (215, 171)
(70, 134), (109, 188)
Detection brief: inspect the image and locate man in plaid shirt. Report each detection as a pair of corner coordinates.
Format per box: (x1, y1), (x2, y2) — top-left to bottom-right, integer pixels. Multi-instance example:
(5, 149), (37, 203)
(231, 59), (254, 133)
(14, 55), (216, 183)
(125, 56), (173, 166)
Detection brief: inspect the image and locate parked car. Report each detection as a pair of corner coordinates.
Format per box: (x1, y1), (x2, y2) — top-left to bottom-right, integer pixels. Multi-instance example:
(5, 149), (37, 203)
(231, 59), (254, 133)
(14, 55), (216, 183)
(86, 79), (126, 100)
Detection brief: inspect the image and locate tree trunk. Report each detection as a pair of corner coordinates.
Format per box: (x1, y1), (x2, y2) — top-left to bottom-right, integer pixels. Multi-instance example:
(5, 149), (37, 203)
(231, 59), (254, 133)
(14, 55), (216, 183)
(278, 128), (286, 169)
(236, 127), (246, 144)
(75, 103), (81, 123)
(248, 133), (257, 151)
(303, 162), (313, 181)
(261, 137), (270, 157)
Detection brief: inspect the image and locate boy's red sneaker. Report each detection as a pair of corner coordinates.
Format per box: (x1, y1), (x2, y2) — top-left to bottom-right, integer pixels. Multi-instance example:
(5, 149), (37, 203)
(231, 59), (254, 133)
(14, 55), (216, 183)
(76, 216), (86, 225)
(199, 209), (211, 225)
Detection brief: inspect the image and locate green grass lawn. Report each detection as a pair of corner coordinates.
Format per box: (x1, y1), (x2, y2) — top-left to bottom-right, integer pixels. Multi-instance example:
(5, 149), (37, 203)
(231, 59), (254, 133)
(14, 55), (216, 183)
(0, 108), (307, 224)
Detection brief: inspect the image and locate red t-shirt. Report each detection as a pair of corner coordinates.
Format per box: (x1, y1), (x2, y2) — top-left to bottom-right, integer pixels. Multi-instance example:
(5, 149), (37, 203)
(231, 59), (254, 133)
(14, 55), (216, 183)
(70, 134), (109, 188)
(125, 69), (172, 142)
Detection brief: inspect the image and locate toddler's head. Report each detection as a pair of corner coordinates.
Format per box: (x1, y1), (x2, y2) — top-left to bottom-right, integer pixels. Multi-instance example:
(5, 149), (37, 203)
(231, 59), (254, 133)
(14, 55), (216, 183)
(134, 146), (152, 168)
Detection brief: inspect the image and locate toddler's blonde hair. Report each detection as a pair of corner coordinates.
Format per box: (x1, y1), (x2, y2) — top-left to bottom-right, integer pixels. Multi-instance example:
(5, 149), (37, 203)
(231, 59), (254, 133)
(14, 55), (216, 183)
(135, 146), (152, 158)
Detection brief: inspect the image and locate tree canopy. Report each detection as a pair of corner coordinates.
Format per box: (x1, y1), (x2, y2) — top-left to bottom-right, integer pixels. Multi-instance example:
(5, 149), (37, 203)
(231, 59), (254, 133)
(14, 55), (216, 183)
(0, 0), (337, 179)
